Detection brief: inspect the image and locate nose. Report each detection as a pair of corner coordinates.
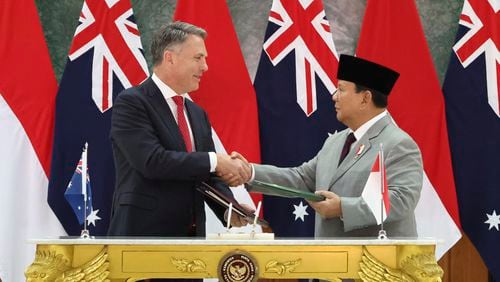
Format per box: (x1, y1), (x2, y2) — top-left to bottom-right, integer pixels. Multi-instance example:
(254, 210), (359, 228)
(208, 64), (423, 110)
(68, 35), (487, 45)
(332, 90), (338, 102)
(201, 58), (208, 72)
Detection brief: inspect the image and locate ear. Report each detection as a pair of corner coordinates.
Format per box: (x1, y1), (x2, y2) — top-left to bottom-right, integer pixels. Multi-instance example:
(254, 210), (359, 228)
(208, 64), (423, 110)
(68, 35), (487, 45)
(163, 49), (174, 65)
(362, 90), (372, 105)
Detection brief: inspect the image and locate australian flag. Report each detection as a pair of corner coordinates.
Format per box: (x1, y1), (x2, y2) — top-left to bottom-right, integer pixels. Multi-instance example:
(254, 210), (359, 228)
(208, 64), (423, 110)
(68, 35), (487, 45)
(254, 0), (343, 237)
(48, 0), (148, 235)
(442, 0), (500, 279)
(64, 144), (94, 226)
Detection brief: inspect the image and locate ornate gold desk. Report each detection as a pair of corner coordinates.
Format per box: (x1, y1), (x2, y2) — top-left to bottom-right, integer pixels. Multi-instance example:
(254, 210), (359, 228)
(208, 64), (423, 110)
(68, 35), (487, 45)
(26, 238), (443, 281)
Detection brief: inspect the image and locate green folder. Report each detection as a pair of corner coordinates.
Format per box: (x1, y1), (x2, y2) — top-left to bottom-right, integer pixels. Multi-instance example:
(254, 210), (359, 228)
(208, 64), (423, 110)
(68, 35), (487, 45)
(251, 180), (325, 202)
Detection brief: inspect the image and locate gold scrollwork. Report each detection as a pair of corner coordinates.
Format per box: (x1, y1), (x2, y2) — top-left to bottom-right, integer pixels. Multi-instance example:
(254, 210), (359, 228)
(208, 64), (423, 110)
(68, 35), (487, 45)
(25, 247), (110, 282)
(359, 247), (444, 282)
(171, 258), (207, 273)
(265, 259), (301, 275)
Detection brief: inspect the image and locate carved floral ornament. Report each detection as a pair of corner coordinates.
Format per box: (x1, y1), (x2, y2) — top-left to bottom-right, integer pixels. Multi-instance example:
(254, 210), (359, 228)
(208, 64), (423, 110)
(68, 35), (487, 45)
(170, 257), (206, 273)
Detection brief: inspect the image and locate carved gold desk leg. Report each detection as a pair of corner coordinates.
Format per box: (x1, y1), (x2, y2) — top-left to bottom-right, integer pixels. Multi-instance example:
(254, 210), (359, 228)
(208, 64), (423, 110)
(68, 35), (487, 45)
(358, 245), (444, 282)
(25, 245), (74, 281)
(25, 244), (111, 282)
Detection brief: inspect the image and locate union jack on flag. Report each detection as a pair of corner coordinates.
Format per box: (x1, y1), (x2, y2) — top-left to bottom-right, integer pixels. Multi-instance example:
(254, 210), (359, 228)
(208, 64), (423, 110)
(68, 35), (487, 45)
(68, 0), (148, 112)
(48, 0), (148, 235)
(263, 0), (339, 116)
(452, 0), (500, 117)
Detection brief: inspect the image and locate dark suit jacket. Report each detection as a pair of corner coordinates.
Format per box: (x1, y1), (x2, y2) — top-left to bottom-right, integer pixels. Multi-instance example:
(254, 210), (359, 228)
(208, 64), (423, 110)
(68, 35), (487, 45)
(107, 77), (232, 237)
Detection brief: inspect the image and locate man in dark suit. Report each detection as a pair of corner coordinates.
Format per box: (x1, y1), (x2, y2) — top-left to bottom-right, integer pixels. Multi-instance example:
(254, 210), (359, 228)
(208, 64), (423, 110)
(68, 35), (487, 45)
(107, 21), (250, 239)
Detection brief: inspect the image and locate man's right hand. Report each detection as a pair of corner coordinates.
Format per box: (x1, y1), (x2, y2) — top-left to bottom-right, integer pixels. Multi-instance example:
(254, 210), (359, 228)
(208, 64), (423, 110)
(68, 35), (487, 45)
(230, 151), (249, 164)
(216, 154), (251, 186)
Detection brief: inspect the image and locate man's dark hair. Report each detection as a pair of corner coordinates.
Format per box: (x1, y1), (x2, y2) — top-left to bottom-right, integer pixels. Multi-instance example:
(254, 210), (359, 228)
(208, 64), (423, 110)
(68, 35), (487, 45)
(151, 21), (207, 66)
(355, 84), (388, 108)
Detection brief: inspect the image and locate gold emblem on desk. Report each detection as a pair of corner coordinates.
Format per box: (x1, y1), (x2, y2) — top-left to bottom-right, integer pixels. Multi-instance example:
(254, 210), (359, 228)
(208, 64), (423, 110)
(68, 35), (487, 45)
(219, 251), (257, 282)
(265, 258), (301, 275)
(25, 247), (109, 282)
(171, 257), (207, 273)
(359, 247), (444, 282)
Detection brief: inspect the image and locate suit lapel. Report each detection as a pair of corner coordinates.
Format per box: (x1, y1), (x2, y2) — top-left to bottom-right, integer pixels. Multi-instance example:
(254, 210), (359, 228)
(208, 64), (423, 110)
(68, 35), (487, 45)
(143, 78), (187, 151)
(328, 115), (391, 188)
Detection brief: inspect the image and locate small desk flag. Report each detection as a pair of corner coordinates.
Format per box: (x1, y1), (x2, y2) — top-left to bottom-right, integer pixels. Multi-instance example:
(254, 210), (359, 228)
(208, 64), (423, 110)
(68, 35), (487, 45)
(361, 151), (390, 225)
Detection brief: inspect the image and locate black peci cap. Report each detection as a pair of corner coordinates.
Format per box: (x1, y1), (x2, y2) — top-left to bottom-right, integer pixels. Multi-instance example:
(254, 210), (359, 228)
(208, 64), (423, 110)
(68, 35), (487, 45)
(337, 54), (399, 95)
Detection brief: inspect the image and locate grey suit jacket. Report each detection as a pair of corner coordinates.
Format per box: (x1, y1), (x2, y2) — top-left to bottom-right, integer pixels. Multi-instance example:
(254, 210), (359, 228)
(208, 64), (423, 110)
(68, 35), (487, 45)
(251, 114), (423, 237)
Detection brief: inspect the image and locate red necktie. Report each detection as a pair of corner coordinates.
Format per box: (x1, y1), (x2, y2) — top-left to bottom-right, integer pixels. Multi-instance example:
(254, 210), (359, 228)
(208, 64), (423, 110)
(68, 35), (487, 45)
(338, 132), (356, 166)
(172, 96), (193, 152)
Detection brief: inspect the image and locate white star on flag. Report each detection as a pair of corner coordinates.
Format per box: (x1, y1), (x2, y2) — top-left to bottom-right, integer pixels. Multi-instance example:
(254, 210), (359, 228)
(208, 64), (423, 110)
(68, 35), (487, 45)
(86, 209), (101, 227)
(293, 201), (309, 222)
(484, 210), (500, 231)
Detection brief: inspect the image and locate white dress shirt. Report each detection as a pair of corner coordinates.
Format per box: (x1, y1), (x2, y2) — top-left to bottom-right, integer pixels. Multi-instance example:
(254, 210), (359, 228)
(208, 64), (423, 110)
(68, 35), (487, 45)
(349, 110), (388, 150)
(151, 73), (217, 172)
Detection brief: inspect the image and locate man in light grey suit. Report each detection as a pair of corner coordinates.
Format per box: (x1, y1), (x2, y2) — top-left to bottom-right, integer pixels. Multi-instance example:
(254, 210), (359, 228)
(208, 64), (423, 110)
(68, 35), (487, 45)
(225, 54), (423, 237)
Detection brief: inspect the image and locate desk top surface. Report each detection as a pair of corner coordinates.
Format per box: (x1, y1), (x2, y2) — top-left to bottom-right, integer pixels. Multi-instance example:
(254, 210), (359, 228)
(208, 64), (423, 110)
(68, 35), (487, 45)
(29, 237), (440, 245)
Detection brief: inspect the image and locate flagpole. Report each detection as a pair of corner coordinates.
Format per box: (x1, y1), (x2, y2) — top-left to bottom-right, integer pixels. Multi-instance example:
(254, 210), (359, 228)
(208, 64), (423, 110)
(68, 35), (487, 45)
(378, 143), (387, 240)
(81, 142), (90, 239)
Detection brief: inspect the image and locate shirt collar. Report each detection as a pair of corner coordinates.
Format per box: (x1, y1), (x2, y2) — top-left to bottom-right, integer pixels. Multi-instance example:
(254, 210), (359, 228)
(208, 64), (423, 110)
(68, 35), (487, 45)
(352, 110), (388, 141)
(151, 73), (187, 101)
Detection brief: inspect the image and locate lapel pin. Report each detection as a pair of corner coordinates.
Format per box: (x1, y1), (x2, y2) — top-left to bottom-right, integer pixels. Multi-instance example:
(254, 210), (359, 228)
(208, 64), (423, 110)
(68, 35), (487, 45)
(355, 144), (365, 158)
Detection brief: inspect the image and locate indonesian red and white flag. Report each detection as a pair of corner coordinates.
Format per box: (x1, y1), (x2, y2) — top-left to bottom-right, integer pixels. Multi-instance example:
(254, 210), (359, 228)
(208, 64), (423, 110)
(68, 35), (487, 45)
(357, 0), (461, 258)
(361, 152), (390, 225)
(173, 0), (262, 233)
(0, 1), (66, 281)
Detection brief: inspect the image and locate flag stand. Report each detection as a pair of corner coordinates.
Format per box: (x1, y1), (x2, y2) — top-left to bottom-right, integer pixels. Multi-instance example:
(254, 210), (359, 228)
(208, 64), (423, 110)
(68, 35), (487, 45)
(80, 229), (91, 239)
(378, 230), (387, 240)
(377, 144), (387, 240)
(80, 142), (91, 239)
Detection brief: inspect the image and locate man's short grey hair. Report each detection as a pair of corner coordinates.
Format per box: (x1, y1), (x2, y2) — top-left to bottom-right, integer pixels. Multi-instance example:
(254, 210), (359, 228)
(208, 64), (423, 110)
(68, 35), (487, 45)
(151, 21), (207, 66)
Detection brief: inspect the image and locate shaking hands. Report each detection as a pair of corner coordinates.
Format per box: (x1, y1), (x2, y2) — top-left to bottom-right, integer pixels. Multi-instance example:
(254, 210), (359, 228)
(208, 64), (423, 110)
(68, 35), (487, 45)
(215, 151), (251, 187)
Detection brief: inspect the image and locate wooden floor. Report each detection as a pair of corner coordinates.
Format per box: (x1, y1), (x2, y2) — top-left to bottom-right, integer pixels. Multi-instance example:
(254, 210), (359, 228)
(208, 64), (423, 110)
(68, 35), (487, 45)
(439, 233), (489, 282)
